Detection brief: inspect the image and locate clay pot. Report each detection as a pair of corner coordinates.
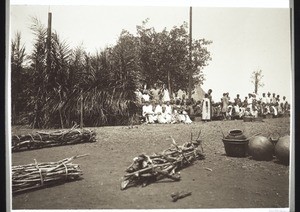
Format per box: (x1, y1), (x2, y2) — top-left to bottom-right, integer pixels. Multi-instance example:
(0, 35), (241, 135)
(225, 129), (247, 140)
(222, 129), (248, 157)
(275, 135), (290, 165)
(248, 135), (274, 161)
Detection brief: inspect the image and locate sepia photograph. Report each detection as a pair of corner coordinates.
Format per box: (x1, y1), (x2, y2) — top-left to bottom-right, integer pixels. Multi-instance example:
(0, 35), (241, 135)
(8, 0), (293, 211)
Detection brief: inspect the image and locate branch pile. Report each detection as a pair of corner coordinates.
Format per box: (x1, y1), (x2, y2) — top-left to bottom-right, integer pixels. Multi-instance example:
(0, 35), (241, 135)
(121, 137), (205, 190)
(12, 126), (97, 152)
(12, 155), (88, 194)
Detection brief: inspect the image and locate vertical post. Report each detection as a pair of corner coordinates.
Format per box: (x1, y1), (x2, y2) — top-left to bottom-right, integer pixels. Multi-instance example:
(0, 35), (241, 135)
(80, 90), (84, 129)
(188, 6), (193, 100)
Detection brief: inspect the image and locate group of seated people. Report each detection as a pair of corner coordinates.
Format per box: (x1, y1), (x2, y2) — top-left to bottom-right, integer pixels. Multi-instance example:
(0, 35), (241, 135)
(142, 100), (193, 124)
(210, 92), (290, 120)
(139, 89), (290, 124)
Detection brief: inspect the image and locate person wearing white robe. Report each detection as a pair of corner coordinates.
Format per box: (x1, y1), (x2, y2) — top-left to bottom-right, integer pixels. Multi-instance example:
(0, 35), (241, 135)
(154, 101), (167, 123)
(239, 106), (246, 118)
(261, 93), (267, 104)
(270, 104), (278, 116)
(250, 104), (258, 118)
(227, 105), (233, 119)
(202, 94), (211, 121)
(142, 90), (150, 102)
(182, 110), (192, 124)
(263, 104), (271, 115)
(142, 101), (154, 124)
(157, 105), (167, 124)
(161, 84), (170, 103)
(164, 101), (173, 123)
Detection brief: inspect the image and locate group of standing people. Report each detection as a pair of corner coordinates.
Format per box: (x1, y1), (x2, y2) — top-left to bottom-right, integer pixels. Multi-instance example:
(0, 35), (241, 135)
(135, 83), (171, 104)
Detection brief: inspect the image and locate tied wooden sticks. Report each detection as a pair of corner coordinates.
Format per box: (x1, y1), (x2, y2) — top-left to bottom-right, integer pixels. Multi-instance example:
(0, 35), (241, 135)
(120, 136), (205, 190)
(12, 125), (97, 152)
(12, 154), (88, 194)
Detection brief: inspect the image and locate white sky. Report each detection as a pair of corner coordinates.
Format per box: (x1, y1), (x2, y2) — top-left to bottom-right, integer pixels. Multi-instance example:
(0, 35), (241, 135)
(9, 3), (292, 102)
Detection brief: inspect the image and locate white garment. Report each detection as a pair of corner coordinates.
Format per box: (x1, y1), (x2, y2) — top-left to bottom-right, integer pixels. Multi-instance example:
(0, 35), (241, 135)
(248, 97), (253, 105)
(202, 98), (211, 120)
(153, 105), (163, 122)
(251, 110), (258, 118)
(156, 106), (167, 124)
(142, 94), (150, 102)
(264, 105), (271, 115)
(238, 106), (245, 118)
(232, 105), (240, 117)
(162, 89), (170, 102)
(261, 97), (267, 104)
(183, 112), (192, 124)
(154, 105), (162, 114)
(227, 105), (233, 117)
(142, 104), (153, 116)
(142, 104), (154, 123)
(271, 106), (278, 116)
(163, 112), (172, 123)
(165, 105), (172, 115)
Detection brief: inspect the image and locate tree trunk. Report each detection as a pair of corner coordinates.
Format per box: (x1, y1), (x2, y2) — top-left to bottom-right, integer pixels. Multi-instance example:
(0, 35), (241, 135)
(80, 90), (84, 129)
(167, 70), (171, 95)
(254, 73), (258, 94)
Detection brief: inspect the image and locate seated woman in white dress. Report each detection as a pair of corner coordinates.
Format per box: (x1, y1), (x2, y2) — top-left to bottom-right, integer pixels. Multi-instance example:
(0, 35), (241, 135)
(142, 100), (155, 124)
(164, 101), (173, 123)
(157, 106), (168, 124)
(181, 108), (192, 124)
(154, 101), (167, 124)
(175, 101), (192, 124)
(173, 100), (183, 123)
(250, 104), (259, 118)
(270, 103), (278, 117)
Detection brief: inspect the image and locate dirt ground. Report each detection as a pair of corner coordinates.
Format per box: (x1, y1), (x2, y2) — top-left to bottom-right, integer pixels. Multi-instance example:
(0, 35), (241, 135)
(11, 117), (290, 209)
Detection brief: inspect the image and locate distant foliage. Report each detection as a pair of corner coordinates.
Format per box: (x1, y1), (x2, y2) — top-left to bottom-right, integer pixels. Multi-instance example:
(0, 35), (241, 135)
(11, 18), (212, 128)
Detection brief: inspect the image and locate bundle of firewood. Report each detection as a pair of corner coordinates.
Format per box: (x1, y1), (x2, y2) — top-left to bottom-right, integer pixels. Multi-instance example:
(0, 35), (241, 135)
(12, 126), (96, 152)
(121, 137), (205, 190)
(12, 155), (87, 194)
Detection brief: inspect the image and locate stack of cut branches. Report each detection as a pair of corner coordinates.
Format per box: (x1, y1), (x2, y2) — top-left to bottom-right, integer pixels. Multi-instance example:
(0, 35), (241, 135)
(12, 126), (97, 152)
(12, 155), (88, 194)
(121, 137), (205, 190)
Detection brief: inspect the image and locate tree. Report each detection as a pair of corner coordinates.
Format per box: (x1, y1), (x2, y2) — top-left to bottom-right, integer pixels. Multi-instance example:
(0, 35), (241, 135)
(13, 17), (212, 128)
(136, 20), (212, 95)
(26, 19), (143, 127)
(251, 69), (264, 94)
(11, 32), (26, 124)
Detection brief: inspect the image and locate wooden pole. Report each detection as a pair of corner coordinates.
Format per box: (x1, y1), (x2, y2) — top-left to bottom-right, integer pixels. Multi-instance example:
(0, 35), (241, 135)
(188, 6), (193, 100)
(80, 90), (84, 129)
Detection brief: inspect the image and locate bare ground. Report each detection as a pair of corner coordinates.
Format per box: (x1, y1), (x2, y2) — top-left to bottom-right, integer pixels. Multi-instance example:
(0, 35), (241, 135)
(11, 117), (290, 209)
